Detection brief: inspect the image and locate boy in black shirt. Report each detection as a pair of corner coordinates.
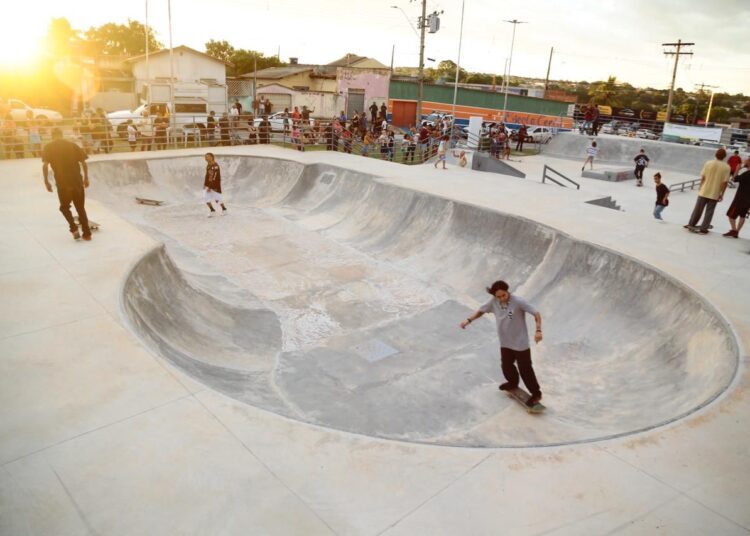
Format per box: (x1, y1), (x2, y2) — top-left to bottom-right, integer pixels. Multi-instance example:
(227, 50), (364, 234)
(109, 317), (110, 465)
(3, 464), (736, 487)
(203, 153), (227, 217)
(634, 149), (650, 187)
(653, 172), (669, 220)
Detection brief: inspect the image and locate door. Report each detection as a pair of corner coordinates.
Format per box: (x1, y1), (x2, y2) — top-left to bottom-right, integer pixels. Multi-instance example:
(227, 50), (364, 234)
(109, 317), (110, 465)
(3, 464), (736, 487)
(391, 100), (417, 128)
(346, 89), (365, 119)
(259, 93), (292, 115)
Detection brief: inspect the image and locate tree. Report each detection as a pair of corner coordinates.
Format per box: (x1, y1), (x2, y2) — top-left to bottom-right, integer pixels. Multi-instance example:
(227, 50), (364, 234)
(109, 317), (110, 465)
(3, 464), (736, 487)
(45, 17), (80, 57)
(434, 60), (467, 83)
(204, 40), (284, 77)
(205, 40), (235, 63)
(588, 76), (621, 106)
(85, 20), (162, 56)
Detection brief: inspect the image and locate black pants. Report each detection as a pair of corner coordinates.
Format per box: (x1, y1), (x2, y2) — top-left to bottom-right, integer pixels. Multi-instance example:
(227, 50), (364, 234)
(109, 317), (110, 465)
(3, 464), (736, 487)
(688, 196), (718, 232)
(500, 347), (541, 397)
(57, 182), (90, 237)
(516, 138), (524, 151)
(634, 165), (645, 182)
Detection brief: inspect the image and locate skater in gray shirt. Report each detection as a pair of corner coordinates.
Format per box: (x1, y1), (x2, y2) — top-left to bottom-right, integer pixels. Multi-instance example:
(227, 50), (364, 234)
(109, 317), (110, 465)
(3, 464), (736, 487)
(460, 280), (544, 407)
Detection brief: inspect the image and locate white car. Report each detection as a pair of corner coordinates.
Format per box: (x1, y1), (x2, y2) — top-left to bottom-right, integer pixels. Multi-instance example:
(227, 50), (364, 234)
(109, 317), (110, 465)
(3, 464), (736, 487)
(524, 126), (553, 143)
(636, 129), (659, 140)
(253, 112), (291, 132)
(6, 99), (63, 122)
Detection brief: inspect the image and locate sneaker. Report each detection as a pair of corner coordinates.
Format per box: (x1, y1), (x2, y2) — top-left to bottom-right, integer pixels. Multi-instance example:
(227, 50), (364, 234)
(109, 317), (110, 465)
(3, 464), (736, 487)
(82, 234), (92, 241)
(498, 382), (518, 391)
(71, 230), (81, 240)
(696, 229), (709, 234)
(221, 209), (227, 216)
(526, 393), (543, 407)
(723, 230), (738, 238)
(208, 212), (215, 218)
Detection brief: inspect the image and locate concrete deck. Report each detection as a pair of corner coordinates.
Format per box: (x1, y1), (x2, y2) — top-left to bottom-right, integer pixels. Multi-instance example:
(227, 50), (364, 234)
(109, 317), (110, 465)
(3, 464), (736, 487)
(1, 144), (749, 535)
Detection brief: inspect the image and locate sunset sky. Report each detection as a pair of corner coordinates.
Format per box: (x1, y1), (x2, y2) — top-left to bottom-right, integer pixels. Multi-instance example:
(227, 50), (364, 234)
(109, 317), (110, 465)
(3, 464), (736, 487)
(3, 0), (749, 94)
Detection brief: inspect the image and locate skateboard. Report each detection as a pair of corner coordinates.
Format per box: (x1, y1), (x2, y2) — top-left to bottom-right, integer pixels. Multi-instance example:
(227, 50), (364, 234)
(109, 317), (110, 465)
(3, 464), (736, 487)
(504, 386), (545, 414)
(135, 197), (164, 206)
(73, 216), (100, 231)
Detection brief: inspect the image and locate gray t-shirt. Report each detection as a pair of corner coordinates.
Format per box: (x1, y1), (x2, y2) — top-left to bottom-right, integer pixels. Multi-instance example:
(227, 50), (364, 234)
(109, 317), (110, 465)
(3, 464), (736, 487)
(479, 295), (539, 351)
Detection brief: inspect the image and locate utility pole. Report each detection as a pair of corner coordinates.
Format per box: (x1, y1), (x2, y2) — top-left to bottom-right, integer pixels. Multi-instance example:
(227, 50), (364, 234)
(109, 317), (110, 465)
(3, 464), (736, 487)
(501, 19), (527, 122)
(416, 0), (427, 127)
(695, 83), (719, 124)
(543, 46), (554, 96)
(662, 39), (694, 124)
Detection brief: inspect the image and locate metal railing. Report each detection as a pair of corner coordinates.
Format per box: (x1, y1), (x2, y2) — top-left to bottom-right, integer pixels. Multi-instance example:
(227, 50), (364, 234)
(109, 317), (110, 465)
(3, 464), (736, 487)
(669, 178), (702, 192)
(0, 112), (557, 169)
(542, 164), (580, 189)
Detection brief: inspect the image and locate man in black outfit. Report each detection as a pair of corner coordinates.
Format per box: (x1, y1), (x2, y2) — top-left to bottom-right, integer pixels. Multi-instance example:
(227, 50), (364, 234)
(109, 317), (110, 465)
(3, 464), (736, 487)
(369, 102), (378, 123)
(42, 128), (92, 241)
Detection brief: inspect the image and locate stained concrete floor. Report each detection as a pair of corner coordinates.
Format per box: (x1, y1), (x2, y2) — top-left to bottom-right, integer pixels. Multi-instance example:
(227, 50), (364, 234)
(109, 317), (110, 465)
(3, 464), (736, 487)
(1, 144), (749, 535)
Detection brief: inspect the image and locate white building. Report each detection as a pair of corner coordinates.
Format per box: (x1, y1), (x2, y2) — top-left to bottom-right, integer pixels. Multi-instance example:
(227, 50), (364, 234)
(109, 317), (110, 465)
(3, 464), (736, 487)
(127, 46), (230, 115)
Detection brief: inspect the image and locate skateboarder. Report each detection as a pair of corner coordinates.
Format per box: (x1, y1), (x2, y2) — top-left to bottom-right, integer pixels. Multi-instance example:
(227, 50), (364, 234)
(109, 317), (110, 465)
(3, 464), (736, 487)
(203, 153), (227, 217)
(42, 127), (92, 240)
(460, 280), (544, 407)
(633, 148), (650, 187)
(685, 148), (731, 234)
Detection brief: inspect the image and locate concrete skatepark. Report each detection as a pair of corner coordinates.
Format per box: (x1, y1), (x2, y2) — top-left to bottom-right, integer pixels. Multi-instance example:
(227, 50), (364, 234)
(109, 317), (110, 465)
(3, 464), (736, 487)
(1, 136), (749, 534)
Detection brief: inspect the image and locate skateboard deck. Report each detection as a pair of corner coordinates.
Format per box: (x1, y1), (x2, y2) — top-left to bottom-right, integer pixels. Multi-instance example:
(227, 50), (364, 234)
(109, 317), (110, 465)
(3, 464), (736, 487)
(135, 197), (164, 206)
(505, 386), (545, 414)
(73, 216), (100, 231)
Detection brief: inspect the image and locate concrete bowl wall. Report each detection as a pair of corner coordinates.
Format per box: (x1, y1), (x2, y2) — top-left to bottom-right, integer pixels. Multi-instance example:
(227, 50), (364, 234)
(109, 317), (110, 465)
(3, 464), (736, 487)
(91, 156), (738, 447)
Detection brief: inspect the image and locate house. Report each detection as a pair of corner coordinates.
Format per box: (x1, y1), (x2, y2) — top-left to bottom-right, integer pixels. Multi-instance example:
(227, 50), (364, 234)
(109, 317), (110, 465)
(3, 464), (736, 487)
(127, 45), (230, 114)
(234, 54), (390, 119)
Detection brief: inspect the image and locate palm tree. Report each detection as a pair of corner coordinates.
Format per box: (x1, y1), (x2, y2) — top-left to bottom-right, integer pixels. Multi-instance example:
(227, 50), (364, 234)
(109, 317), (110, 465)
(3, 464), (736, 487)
(588, 76), (621, 107)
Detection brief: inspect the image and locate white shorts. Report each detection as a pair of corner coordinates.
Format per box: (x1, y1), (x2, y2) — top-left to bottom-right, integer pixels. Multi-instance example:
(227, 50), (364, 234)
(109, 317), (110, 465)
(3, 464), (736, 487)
(204, 189), (223, 203)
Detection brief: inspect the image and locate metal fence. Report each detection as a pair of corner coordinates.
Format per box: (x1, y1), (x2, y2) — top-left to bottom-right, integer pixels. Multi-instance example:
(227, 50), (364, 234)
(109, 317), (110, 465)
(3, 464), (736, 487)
(0, 113), (551, 166)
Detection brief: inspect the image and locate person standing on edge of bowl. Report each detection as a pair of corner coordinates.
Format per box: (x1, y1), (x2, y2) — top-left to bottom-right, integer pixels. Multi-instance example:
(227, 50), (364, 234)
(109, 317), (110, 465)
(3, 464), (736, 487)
(723, 156), (750, 238)
(459, 280), (544, 408)
(685, 148), (730, 234)
(203, 153), (227, 218)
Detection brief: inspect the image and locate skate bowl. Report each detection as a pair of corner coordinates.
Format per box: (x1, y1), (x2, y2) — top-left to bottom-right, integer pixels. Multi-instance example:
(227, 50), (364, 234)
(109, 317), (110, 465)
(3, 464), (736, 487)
(88, 155), (738, 448)
(546, 132), (720, 174)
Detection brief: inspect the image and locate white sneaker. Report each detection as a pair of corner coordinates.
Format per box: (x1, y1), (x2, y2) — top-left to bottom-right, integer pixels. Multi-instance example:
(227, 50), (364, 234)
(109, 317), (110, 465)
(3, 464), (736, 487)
(221, 210), (227, 216)
(208, 212), (215, 218)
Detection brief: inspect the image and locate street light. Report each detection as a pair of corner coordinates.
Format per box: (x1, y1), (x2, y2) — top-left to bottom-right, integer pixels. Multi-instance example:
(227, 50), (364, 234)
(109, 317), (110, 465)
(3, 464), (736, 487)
(450, 0), (466, 121)
(390, 5), (419, 38)
(501, 19), (527, 122)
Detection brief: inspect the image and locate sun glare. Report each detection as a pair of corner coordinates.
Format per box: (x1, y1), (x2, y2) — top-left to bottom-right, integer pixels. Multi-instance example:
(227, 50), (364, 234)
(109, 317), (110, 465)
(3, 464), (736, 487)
(0, 25), (44, 69)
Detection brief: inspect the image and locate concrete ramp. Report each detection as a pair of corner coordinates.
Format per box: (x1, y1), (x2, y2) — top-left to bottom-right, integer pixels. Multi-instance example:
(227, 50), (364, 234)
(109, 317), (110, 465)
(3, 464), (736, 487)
(546, 132), (717, 174)
(471, 153), (526, 178)
(92, 155), (737, 447)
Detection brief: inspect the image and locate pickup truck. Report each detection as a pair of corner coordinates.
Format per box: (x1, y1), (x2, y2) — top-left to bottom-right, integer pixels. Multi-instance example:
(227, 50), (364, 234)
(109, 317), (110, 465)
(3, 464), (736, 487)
(6, 99), (63, 122)
(107, 102), (210, 138)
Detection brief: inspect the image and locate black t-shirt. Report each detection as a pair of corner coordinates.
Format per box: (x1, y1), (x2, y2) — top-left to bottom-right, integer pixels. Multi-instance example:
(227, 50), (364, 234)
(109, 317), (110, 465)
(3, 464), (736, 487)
(634, 154), (650, 167)
(656, 183), (669, 206)
(42, 139), (87, 188)
(204, 163), (222, 192)
(733, 170), (750, 206)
